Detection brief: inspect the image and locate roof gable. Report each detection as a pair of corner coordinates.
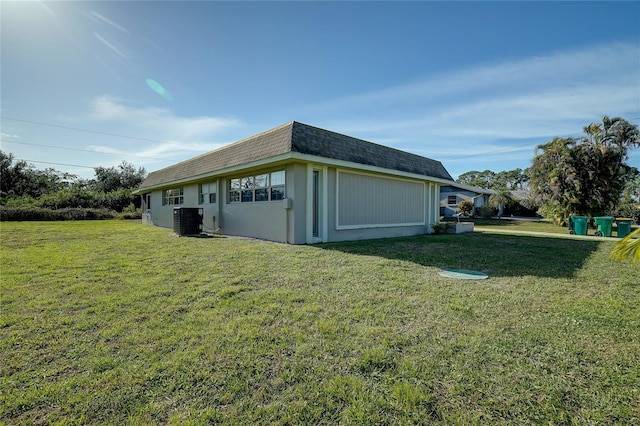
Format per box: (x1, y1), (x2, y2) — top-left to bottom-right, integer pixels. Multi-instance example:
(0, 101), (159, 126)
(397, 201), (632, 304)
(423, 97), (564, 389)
(138, 121), (452, 190)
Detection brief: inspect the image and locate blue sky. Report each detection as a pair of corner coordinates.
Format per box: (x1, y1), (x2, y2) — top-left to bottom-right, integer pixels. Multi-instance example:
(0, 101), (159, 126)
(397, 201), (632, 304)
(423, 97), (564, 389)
(2, 1), (639, 181)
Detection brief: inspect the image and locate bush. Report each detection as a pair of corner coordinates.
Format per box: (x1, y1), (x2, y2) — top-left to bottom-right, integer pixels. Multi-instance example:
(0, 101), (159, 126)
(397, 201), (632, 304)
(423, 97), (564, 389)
(36, 188), (96, 210)
(612, 203), (640, 225)
(21, 188), (138, 212)
(458, 200), (474, 215)
(536, 205), (568, 226)
(117, 210), (142, 220)
(0, 194), (38, 208)
(0, 207), (119, 221)
(431, 222), (452, 234)
(475, 206), (497, 219)
(503, 201), (540, 218)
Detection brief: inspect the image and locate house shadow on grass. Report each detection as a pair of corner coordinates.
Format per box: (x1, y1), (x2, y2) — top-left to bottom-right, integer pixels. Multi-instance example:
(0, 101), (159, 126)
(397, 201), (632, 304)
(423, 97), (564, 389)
(317, 232), (604, 279)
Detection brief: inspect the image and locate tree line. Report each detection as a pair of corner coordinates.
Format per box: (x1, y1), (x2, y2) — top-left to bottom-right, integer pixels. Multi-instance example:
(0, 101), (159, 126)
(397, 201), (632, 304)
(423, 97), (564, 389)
(457, 168), (530, 191)
(455, 116), (639, 224)
(2, 115), (638, 225)
(1, 151), (146, 219)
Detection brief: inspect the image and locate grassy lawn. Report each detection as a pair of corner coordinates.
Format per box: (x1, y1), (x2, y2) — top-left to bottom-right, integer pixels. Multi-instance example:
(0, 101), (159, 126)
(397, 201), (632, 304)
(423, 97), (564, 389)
(1, 221), (639, 425)
(471, 218), (567, 234)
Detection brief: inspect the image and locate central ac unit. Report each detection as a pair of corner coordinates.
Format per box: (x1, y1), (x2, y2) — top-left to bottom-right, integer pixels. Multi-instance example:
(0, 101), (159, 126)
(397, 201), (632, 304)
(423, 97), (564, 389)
(173, 207), (204, 236)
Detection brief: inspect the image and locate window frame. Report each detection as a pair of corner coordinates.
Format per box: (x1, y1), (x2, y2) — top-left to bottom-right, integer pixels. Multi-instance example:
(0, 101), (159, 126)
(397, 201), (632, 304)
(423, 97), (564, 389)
(229, 178), (241, 203)
(228, 169), (286, 203)
(269, 170), (285, 201)
(199, 181), (217, 204)
(162, 187), (184, 206)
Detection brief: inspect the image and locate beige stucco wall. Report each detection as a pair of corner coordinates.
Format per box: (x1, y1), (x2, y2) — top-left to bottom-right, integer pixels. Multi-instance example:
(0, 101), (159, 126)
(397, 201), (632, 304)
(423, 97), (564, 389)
(323, 168), (438, 243)
(142, 162), (441, 244)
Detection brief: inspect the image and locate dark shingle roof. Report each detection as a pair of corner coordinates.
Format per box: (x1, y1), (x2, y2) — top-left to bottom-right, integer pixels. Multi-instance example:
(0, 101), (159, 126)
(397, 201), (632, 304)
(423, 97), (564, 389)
(138, 121), (452, 190)
(290, 123), (453, 181)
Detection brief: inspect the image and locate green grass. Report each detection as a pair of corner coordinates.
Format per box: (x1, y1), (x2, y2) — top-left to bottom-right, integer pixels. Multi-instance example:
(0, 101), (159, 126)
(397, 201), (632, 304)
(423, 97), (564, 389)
(472, 217), (639, 236)
(1, 221), (639, 425)
(472, 218), (567, 234)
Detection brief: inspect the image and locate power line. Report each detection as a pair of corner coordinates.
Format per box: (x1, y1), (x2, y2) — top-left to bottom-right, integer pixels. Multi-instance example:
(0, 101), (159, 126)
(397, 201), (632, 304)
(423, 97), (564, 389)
(0, 138), (167, 161)
(15, 159), (97, 169)
(1, 116), (172, 144)
(5, 114), (633, 167)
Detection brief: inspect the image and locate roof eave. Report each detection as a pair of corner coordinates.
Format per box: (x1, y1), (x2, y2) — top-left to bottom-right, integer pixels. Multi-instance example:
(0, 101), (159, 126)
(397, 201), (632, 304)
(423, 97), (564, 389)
(134, 151), (455, 194)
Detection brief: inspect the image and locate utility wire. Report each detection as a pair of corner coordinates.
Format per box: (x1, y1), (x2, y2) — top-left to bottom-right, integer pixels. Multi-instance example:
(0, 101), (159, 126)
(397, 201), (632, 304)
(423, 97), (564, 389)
(1, 116), (172, 144)
(15, 159), (97, 169)
(0, 138), (167, 161)
(7, 115), (628, 165)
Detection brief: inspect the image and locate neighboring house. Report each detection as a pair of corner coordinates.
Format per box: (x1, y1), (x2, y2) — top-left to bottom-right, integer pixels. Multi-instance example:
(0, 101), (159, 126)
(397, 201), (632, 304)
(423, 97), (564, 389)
(135, 121), (454, 244)
(505, 189), (540, 217)
(440, 183), (495, 217)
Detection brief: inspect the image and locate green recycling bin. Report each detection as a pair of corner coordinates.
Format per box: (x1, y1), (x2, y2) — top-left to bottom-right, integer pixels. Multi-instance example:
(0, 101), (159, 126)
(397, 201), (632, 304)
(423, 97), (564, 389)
(616, 218), (633, 238)
(594, 216), (614, 237)
(569, 215), (588, 235)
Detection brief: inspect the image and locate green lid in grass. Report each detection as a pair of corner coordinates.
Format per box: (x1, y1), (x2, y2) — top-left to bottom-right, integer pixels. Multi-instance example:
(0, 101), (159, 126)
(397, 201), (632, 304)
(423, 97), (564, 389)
(439, 269), (488, 280)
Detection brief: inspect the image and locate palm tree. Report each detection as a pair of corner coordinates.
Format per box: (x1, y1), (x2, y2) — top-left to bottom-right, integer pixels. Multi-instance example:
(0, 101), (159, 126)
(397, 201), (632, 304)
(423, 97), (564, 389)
(489, 189), (514, 217)
(530, 117), (639, 224)
(529, 137), (580, 224)
(611, 228), (640, 264)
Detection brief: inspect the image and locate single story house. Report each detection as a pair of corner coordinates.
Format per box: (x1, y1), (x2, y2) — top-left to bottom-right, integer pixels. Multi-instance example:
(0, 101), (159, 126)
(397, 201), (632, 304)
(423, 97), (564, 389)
(136, 121), (454, 244)
(440, 182), (495, 217)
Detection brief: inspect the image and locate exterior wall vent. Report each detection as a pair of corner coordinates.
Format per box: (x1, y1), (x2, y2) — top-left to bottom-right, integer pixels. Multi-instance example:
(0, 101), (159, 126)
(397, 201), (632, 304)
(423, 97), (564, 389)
(173, 207), (204, 236)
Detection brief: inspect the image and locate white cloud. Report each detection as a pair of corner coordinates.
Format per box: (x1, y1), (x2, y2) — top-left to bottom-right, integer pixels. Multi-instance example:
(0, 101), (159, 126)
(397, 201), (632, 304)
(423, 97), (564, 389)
(316, 41), (639, 148)
(307, 42), (639, 179)
(89, 95), (242, 140)
(80, 41), (638, 178)
(85, 95), (243, 165)
(322, 42), (638, 113)
(87, 140), (227, 160)
(1, 133), (20, 139)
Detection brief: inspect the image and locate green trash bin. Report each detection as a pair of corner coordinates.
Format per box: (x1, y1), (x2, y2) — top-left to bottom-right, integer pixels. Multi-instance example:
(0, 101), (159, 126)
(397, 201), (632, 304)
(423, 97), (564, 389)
(569, 215), (588, 235)
(616, 218), (633, 238)
(594, 216), (614, 237)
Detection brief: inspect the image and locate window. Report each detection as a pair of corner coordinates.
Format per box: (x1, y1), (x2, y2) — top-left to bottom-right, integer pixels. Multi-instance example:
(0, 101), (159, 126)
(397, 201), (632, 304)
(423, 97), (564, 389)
(270, 170), (285, 200)
(254, 173), (268, 201)
(163, 188), (184, 205)
(199, 182), (217, 204)
(229, 178), (241, 203)
(241, 176), (254, 202)
(228, 170), (285, 203)
(447, 195), (457, 205)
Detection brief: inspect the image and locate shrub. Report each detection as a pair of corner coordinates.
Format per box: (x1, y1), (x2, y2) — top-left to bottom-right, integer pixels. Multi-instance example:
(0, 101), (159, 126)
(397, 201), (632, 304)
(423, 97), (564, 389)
(457, 200), (474, 215)
(0, 207), (118, 221)
(504, 201), (540, 218)
(476, 206), (497, 219)
(116, 210), (142, 220)
(0, 194), (38, 208)
(431, 222), (452, 234)
(36, 188), (96, 210)
(612, 203), (640, 225)
(15, 188), (138, 212)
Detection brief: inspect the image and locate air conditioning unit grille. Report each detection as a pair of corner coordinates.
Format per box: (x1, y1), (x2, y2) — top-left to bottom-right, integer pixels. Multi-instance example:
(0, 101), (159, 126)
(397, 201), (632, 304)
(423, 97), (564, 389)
(173, 207), (204, 236)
